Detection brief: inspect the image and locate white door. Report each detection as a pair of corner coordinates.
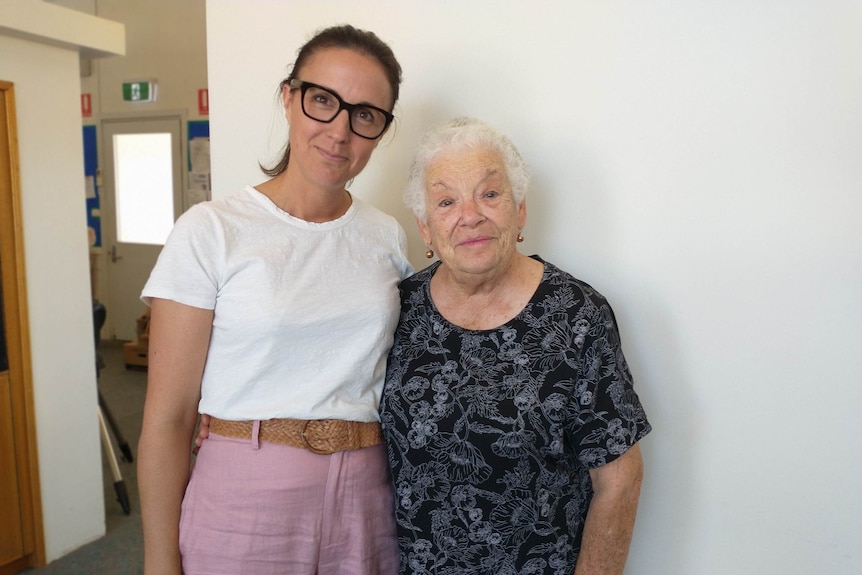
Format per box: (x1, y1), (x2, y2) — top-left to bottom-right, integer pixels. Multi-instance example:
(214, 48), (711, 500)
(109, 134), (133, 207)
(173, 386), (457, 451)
(101, 117), (184, 341)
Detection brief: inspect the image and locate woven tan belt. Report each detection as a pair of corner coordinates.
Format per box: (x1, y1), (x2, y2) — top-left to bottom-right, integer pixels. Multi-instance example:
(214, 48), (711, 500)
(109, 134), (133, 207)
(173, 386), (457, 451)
(209, 417), (383, 455)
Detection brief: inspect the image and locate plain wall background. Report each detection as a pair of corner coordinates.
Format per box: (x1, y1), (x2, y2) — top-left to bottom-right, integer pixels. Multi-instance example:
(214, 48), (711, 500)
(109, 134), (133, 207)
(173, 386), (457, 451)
(0, 33), (106, 561)
(206, 1), (862, 573)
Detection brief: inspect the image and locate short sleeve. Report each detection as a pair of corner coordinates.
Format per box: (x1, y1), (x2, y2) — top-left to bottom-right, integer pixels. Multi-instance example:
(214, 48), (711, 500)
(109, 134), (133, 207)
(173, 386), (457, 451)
(140, 204), (223, 310)
(569, 292), (651, 469)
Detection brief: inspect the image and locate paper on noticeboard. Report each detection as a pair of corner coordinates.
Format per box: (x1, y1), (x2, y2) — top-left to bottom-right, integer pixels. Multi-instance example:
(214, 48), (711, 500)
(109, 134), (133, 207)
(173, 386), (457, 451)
(188, 172), (210, 206)
(188, 136), (211, 206)
(189, 137), (211, 173)
(85, 175), (96, 199)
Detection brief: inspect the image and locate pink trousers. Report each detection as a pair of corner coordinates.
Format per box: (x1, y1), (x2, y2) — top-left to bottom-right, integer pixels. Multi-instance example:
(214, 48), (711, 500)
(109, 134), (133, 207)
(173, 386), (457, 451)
(179, 429), (400, 575)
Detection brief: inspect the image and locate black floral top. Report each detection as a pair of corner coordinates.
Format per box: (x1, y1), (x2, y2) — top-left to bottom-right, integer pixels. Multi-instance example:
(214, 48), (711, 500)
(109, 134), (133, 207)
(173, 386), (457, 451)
(380, 257), (651, 575)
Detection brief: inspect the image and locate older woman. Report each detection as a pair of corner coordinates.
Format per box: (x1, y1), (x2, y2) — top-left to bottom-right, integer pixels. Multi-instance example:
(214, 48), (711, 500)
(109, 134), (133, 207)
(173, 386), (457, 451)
(380, 117), (651, 575)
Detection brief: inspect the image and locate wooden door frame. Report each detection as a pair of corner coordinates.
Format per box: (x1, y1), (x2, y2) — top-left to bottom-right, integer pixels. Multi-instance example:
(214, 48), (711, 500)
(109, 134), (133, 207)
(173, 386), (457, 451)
(0, 80), (45, 572)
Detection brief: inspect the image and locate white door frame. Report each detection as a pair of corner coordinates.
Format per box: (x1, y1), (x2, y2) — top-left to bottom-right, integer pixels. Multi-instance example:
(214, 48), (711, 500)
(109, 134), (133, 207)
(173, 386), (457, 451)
(99, 113), (186, 340)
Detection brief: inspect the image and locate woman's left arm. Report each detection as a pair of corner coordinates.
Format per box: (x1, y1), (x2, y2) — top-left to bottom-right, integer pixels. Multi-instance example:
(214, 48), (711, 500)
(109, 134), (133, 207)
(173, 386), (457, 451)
(573, 443), (644, 575)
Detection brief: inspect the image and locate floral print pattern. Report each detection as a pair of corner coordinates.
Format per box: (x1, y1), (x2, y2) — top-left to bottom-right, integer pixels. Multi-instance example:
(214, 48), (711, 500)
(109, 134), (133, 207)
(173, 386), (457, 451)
(380, 257), (651, 575)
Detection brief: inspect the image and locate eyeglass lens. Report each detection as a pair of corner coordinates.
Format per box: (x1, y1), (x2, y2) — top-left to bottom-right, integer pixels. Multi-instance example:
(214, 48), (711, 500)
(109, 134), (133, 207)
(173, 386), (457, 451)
(302, 85), (389, 139)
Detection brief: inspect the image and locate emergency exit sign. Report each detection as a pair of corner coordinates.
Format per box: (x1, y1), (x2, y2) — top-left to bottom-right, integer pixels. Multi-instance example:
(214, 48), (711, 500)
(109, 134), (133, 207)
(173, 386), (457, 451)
(122, 81), (156, 102)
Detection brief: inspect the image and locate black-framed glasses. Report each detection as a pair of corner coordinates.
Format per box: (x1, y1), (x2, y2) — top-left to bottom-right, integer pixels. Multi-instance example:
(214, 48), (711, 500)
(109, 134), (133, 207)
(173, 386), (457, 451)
(289, 79), (394, 140)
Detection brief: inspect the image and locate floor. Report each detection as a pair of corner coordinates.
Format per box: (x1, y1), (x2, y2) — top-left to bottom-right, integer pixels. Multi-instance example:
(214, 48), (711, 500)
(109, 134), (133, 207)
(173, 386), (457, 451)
(23, 341), (146, 574)
(98, 340), (146, 533)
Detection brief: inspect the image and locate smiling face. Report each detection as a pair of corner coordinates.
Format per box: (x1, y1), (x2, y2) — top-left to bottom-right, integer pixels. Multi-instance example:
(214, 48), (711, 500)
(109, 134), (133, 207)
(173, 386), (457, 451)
(284, 47), (393, 193)
(418, 146), (527, 281)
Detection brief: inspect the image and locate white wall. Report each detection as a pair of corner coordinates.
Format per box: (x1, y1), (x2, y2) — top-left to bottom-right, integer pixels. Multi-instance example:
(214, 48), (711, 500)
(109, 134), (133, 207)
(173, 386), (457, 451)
(207, 1), (862, 573)
(0, 35), (105, 561)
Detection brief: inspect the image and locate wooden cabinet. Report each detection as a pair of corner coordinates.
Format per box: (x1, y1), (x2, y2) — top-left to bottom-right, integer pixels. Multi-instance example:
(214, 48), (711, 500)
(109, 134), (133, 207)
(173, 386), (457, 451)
(0, 81), (44, 573)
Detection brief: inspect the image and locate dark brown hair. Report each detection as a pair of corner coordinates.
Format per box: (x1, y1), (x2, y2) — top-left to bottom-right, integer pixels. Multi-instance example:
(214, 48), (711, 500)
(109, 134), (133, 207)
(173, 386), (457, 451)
(261, 24), (402, 177)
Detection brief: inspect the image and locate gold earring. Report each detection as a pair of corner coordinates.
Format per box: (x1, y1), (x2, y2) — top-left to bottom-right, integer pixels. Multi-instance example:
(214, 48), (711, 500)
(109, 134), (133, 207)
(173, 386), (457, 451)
(425, 246), (434, 258)
(517, 231), (524, 243)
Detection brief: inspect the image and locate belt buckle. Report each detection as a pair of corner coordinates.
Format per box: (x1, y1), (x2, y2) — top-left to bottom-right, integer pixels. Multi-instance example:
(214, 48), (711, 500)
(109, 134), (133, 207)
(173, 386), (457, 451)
(300, 419), (336, 455)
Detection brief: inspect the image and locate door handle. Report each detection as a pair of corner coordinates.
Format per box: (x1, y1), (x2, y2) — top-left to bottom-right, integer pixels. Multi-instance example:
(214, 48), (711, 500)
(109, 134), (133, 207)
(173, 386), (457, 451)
(111, 244), (123, 263)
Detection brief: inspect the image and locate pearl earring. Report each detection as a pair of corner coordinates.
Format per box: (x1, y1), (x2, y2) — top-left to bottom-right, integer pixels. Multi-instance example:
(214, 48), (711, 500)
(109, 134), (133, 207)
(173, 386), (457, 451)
(517, 231), (524, 243)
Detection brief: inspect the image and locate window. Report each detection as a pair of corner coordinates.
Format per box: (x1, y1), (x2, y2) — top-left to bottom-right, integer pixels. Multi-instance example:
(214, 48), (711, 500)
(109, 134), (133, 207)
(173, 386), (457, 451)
(112, 132), (175, 245)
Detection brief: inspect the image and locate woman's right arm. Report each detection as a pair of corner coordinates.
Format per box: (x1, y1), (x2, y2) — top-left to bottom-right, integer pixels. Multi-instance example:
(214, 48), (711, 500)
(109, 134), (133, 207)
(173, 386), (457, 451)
(138, 298), (213, 575)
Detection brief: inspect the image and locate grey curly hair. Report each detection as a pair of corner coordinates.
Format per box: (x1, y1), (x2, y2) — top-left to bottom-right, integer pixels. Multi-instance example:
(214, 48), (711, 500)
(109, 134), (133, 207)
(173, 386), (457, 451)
(404, 117), (530, 222)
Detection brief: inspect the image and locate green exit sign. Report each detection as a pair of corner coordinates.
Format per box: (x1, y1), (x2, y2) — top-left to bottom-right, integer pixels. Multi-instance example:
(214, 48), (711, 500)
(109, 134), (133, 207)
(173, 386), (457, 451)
(122, 81), (156, 102)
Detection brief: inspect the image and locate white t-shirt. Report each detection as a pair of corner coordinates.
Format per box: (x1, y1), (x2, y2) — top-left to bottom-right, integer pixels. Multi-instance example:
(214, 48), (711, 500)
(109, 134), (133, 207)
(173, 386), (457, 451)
(141, 185), (413, 422)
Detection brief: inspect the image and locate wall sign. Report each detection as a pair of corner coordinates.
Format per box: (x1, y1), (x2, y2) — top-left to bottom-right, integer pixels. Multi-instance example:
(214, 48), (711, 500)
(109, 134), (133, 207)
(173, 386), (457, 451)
(198, 89), (209, 115)
(81, 93), (92, 117)
(122, 81), (156, 102)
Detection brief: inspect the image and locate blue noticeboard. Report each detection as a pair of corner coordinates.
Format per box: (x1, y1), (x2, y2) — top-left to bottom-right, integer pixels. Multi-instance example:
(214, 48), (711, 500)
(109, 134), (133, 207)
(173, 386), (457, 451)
(83, 125), (101, 247)
(188, 120), (209, 168)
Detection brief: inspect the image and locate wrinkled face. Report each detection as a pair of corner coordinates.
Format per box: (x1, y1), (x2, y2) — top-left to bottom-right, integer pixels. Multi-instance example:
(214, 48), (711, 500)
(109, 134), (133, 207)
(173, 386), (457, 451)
(284, 47), (393, 192)
(418, 146), (526, 279)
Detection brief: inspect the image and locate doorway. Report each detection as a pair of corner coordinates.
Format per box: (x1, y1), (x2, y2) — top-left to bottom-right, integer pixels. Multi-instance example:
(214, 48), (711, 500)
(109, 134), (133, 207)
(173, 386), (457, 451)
(100, 116), (184, 341)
